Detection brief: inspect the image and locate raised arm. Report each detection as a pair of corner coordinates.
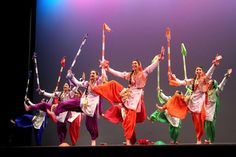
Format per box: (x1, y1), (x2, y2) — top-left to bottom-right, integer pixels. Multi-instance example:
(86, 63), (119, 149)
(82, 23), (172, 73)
(108, 67), (130, 80)
(206, 54), (222, 79)
(168, 72), (193, 86)
(143, 46), (165, 77)
(217, 68), (232, 94)
(66, 69), (87, 87)
(39, 89), (56, 98)
(159, 89), (171, 102)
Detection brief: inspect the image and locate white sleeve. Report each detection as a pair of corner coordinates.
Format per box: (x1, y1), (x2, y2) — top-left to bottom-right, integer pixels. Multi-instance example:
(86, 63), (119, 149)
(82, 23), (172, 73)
(206, 64), (216, 79)
(70, 76), (88, 87)
(173, 77), (192, 86)
(216, 77), (227, 94)
(160, 91), (171, 101)
(108, 67), (129, 79)
(143, 59), (160, 77)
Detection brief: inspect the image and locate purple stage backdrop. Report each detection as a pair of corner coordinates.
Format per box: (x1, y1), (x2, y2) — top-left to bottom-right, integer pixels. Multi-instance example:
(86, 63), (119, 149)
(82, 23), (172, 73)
(33, 0), (236, 145)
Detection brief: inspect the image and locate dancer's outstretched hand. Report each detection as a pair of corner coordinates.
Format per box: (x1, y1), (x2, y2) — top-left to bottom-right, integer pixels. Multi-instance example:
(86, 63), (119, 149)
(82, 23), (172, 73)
(99, 60), (109, 70)
(212, 54), (222, 65)
(225, 68), (232, 78)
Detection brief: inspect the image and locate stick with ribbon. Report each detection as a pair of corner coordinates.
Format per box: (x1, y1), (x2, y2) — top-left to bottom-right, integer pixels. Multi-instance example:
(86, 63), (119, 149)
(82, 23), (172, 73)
(54, 56), (66, 92)
(166, 27), (172, 74)
(69, 33), (88, 88)
(48, 56), (66, 105)
(181, 43), (193, 95)
(70, 33), (88, 70)
(181, 43), (187, 80)
(102, 23), (111, 61)
(24, 70), (32, 100)
(151, 46), (165, 104)
(101, 23), (111, 75)
(32, 52), (40, 91)
(100, 23), (111, 83)
(166, 28), (181, 86)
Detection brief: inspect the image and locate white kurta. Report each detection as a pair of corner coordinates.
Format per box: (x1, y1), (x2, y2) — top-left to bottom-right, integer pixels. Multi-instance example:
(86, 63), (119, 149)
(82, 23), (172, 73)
(70, 75), (103, 117)
(108, 57), (160, 111)
(32, 110), (46, 129)
(205, 77), (227, 121)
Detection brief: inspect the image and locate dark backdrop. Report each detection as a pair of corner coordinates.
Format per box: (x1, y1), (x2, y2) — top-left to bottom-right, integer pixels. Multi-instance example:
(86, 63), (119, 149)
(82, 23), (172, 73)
(4, 0), (236, 146)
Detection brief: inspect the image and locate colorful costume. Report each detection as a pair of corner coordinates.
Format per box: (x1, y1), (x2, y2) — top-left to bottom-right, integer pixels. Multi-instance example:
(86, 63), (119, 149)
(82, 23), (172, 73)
(92, 57), (161, 145)
(14, 110), (47, 145)
(167, 61), (219, 143)
(204, 73), (230, 143)
(25, 85), (82, 145)
(149, 91), (181, 144)
(53, 70), (105, 145)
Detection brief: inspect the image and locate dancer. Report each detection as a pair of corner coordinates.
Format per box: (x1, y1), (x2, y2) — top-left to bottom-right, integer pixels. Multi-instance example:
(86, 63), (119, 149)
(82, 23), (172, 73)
(148, 89), (182, 144)
(166, 54), (222, 144)
(11, 98), (47, 146)
(204, 68), (232, 144)
(91, 48), (165, 145)
(24, 83), (83, 146)
(49, 69), (107, 146)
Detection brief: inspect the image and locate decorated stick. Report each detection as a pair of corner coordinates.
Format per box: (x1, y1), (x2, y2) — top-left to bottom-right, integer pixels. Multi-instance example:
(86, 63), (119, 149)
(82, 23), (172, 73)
(181, 43), (192, 95)
(24, 70), (32, 99)
(101, 23), (111, 76)
(102, 23), (111, 61)
(165, 27), (172, 74)
(70, 33), (88, 70)
(151, 46), (165, 104)
(32, 52), (40, 91)
(157, 63), (165, 104)
(181, 43), (187, 80)
(54, 56), (66, 92)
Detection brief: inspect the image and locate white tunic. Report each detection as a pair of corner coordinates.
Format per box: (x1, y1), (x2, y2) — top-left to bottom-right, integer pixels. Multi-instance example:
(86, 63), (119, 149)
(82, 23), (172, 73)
(108, 58), (160, 111)
(205, 77), (227, 121)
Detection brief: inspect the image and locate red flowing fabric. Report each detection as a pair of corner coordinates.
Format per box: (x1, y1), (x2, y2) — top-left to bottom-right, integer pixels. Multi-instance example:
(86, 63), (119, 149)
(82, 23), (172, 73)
(123, 109), (136, 140)
(69, 115), (82, 145)
(191, 101), (206, 141)
(92, 80), (124, 105)
(103, 105), (123, 124)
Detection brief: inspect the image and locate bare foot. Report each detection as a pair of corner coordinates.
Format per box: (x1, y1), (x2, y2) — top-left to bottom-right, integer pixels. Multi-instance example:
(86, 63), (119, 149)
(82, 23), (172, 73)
(91, 140), (96, 146)
(58, 142), (70, 147)
(196, 140), (202, 144)
(126, 139), (131, 146)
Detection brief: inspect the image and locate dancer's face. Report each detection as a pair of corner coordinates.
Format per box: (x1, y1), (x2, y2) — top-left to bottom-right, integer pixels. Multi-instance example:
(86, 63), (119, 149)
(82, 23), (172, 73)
(195, 67), (203, 77)
(132, 60), (140, 71)
(90, 70), (98, 81)
(208, 80), (214, 90)
(63, 83), (70, 91)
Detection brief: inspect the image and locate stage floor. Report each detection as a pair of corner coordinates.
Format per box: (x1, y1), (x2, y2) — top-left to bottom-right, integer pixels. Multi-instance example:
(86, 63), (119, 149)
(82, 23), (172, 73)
(1, 144), (235, 157)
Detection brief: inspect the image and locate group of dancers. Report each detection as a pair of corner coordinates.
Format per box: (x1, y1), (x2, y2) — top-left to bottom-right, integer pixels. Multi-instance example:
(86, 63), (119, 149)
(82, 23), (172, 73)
(13, 26), (232, 146)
